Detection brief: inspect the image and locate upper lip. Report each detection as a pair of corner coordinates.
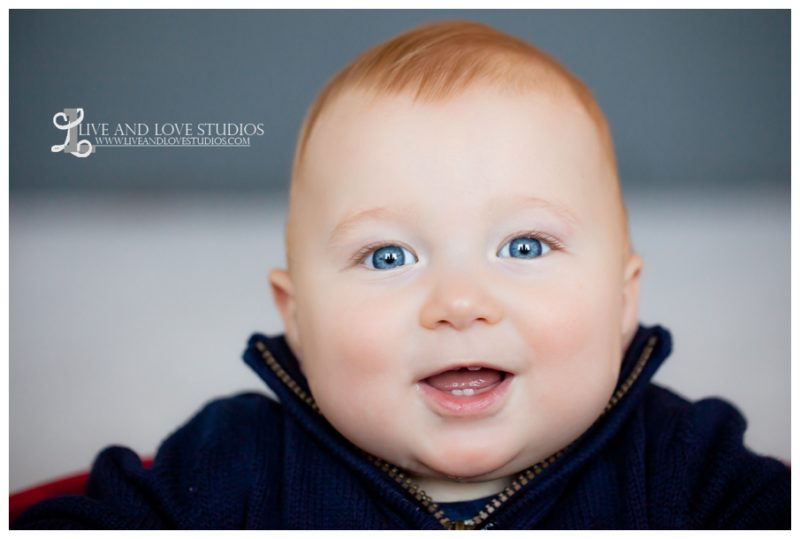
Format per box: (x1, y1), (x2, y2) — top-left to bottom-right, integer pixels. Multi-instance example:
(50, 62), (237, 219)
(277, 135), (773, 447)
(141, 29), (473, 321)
(418, 361), (513, 382)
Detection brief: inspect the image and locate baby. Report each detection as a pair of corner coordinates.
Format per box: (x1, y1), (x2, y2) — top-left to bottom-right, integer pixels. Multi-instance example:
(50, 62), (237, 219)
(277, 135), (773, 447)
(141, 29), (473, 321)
(13, 20), (790, 530)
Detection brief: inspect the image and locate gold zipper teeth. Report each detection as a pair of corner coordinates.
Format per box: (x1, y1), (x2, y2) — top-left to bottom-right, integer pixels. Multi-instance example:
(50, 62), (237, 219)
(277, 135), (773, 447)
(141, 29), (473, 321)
(256, 334), (659, 530)
(255, 341), (320, 413)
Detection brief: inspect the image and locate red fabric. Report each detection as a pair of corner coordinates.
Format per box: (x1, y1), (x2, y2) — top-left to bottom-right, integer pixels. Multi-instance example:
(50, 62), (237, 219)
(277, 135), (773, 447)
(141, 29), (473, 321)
(9, 457), (153, 524)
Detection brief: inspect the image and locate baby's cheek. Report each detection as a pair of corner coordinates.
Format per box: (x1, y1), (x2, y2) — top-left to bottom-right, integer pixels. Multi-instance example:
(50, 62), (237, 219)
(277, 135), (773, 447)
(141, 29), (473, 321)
(301, 289), (408, 414)
(326, 298), (404, 377)
(511, 277), (619, 407)
(303, 298), (412, 461)
(511, 279), (598, 361)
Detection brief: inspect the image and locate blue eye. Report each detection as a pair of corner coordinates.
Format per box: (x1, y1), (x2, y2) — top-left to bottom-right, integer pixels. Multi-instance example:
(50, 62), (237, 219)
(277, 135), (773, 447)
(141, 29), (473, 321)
(363, 245), (418, 270)
(498, 236), (551, 259)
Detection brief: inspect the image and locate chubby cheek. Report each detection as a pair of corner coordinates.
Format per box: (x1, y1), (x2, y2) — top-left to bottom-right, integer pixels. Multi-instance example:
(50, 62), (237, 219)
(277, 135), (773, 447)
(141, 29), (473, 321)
(295, 283), (414, 450)
(512, 277), (604, 363)
(509, 272), (622, 422)
(306, 284), (412, 377)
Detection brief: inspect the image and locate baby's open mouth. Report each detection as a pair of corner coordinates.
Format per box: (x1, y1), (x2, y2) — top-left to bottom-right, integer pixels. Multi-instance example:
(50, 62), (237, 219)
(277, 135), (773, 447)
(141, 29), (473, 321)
(418, 364), (514, 416)
(421, 366), (509, 397)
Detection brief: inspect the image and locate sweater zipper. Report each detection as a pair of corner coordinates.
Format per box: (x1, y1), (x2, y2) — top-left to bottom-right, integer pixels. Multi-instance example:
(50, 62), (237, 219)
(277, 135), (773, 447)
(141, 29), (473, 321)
(254, 335), (658, 530)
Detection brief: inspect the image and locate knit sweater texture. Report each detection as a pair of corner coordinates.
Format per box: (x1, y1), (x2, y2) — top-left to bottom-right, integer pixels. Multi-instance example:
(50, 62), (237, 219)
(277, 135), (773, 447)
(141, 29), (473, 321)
(12, 324), (791, 529)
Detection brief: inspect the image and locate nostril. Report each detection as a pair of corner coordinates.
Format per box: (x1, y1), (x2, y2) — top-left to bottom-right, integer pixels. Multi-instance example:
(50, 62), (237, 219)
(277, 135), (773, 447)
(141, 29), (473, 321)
(420, 292), (504, 331)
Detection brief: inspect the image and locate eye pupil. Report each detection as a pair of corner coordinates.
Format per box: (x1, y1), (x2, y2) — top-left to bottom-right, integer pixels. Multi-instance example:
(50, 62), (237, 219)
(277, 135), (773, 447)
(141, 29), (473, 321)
(510, 237), (542, 258)
(372, 246), (405, 269)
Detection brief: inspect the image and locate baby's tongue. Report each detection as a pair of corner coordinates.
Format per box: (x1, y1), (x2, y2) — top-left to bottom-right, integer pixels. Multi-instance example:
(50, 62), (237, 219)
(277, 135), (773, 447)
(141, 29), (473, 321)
(424, 368), (503, 391)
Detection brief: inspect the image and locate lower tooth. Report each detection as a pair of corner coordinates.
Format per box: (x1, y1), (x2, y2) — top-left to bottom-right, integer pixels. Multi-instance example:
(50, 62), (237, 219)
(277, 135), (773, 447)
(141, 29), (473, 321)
(450, 388), (475, 396)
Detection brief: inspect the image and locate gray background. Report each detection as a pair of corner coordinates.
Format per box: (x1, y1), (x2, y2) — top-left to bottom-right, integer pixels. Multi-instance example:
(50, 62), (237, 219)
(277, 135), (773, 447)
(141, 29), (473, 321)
(10, 10), (790, 492)
(11, 9), (789, 193)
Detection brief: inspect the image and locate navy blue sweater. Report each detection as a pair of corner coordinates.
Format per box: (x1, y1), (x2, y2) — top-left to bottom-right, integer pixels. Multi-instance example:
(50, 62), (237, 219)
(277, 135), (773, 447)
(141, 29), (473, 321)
(12, 324), (790, 529)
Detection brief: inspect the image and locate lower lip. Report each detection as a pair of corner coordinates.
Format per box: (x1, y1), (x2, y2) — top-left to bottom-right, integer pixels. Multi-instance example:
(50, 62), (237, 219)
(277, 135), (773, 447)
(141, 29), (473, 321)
(418, 374), (514, 417)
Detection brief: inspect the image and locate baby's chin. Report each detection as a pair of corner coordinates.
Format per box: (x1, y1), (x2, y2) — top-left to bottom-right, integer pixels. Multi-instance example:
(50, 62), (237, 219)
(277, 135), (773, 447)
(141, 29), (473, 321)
(407, 445), (527, 483)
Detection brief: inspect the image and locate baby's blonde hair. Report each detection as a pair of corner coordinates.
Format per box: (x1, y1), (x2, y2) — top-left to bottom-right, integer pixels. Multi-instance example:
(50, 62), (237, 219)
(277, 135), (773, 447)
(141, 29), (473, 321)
(291, 19), (617, 180)
(287, 20), (630, 266)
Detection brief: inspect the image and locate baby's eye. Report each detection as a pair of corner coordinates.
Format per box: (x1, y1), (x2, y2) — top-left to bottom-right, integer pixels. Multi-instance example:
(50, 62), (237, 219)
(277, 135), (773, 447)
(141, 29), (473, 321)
(497, 236), (551, 259)
(362, 244), (418, 270)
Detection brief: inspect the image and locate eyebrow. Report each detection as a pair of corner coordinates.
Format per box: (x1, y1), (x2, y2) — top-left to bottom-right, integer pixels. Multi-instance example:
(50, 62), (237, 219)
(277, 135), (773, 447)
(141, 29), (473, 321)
(496, 195), (580, 231)
(328, 195), (579, 244)
(328, 206), (400, 245)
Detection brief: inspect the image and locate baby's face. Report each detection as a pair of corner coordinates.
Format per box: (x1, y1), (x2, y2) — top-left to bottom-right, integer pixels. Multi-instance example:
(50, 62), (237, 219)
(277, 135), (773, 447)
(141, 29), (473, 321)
(271, 85), (641, 497)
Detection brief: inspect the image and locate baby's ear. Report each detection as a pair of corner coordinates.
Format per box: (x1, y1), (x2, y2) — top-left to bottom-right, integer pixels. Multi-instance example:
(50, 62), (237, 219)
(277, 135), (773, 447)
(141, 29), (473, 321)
(620, 252), (643, 352)
(268, 268), (303, 360)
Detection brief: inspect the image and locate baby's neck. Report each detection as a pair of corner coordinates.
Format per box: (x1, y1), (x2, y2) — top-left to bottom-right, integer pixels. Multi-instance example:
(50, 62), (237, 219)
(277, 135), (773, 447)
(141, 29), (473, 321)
(411, 474), (513, 503)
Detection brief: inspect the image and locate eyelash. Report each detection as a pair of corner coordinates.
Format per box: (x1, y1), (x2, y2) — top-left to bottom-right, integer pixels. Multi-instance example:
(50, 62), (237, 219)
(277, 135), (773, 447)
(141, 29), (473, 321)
(350, 242), (414, 268)
(499, 230), (565, 253)
(349, 230), (565, 267)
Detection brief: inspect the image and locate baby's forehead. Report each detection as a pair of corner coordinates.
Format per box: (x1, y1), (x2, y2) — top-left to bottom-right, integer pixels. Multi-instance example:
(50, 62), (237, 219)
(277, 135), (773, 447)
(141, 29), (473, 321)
(304, 85), (604, 175)
(287, 86), (629, 260)
(301, 93), (615, 220)
(297, 54), (615, 168)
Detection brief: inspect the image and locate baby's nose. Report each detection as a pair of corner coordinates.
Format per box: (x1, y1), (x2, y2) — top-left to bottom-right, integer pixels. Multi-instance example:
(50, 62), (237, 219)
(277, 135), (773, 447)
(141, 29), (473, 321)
(419, 272), (504, 331)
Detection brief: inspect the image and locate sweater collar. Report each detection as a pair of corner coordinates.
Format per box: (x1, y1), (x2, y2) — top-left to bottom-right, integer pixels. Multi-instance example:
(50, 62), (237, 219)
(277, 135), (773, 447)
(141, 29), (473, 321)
(242, 323), (673, 529)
